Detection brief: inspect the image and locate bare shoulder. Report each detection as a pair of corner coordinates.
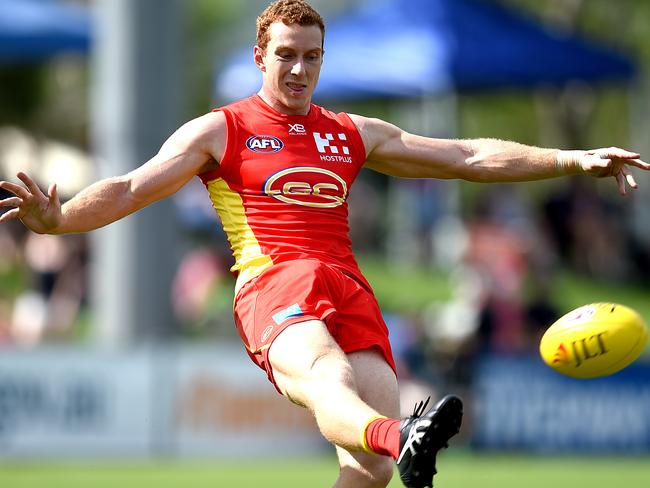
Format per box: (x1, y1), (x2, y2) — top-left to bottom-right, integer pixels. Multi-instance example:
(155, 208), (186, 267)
(347, 113), (402, 156)
(347, 112), (396, 135)
(173, 111), (226, 146)
(161, 111), (227, 169)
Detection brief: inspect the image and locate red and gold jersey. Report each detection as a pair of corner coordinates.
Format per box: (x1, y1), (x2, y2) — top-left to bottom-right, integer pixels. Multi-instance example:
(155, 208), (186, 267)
(199, 95), (369, 293)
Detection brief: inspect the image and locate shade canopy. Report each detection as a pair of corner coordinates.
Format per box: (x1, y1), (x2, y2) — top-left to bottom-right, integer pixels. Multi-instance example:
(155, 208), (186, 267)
(0, 0), (91, 63)
(216, 0), (635, 101)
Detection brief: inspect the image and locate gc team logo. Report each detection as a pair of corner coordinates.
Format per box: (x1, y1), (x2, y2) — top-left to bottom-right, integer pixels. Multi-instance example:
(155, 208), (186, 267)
(264, 167), (348, 208)
(246, 135), (284, 153)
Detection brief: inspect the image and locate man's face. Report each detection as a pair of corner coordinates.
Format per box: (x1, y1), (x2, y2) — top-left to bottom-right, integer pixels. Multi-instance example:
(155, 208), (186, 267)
(254, 22), (323, 115)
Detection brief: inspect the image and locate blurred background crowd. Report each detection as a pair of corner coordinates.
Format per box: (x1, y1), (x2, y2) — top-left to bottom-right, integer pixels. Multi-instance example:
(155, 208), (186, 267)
(1, 0), (650, 393)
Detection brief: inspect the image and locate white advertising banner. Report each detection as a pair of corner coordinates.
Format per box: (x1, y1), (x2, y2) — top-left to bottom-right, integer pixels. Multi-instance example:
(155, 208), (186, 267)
(170, 344), (322, 457)
(0, 347), (154, 457)
(0, 344), (323, 458)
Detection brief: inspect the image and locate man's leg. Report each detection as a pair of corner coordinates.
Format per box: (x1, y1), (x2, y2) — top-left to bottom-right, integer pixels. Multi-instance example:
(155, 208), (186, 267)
(268, 319), (398, 487)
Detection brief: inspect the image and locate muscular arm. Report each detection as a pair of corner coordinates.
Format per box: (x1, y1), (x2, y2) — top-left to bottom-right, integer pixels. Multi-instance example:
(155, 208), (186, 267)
(350, 114), (649, 193)
(0, 111), (225, 234)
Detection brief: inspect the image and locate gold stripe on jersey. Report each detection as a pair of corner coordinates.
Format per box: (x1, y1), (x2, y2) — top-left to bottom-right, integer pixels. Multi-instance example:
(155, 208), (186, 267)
(205, 177), (273, 293)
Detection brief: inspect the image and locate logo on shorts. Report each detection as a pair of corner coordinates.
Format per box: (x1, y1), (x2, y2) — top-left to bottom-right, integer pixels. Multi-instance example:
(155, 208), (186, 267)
(261, 325), (275, 343)
(272, 303), (303, 325)
(264, 167), (348, 208)
(246, 135), (284, 153)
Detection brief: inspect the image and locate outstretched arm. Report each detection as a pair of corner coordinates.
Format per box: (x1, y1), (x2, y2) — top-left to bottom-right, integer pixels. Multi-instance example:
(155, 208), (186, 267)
(0, 111), (225, 234)
(350, 114), (649, 195)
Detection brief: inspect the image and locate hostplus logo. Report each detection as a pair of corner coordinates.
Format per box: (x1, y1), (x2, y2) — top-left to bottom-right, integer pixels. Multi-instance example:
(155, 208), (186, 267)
(313, 132), (352, 163)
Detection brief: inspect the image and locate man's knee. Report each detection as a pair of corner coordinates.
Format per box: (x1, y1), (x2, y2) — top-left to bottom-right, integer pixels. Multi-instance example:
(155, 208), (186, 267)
(309, 348), (355, 387)
(269, 326), (355, 404)
(275, 349), (355, 408)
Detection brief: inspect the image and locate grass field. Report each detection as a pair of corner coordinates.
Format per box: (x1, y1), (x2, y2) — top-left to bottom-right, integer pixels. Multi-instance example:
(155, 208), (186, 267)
(2, 453), (649, 488)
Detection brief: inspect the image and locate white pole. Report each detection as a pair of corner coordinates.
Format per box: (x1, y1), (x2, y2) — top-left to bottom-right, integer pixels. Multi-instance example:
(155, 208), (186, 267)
(90, 0), (185, 348)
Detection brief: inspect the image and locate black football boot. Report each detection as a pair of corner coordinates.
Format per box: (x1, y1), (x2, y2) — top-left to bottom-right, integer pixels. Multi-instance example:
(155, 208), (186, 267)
(397, 395), (463, 488)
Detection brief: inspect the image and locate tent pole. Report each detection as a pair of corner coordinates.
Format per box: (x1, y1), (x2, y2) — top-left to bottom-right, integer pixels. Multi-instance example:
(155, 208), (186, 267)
(629, 77), (650, 250)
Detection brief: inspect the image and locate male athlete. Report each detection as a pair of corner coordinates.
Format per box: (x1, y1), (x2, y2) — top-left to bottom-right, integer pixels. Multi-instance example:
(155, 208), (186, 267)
(1, 1), (648, 487)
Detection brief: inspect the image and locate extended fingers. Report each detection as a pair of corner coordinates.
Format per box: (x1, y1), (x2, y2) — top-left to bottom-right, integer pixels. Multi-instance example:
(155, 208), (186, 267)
(615, 172), (626, 195)
(622, 158), (650, 171)
(17, 172), (47, 199)
(0, 196), (23, 208)
(0, 180), (31, 199)
(622, 166), (638, 189)
(48, 183), (59, 206)
(0, 207), (20, 222)
(596, 148), (650, 171)
(595, 147), (640, 159)
(612, 166), (638, 195)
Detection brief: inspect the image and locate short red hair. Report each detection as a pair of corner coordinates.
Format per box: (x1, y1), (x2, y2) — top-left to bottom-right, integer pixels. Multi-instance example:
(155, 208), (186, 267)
(256, 0), (325, 51)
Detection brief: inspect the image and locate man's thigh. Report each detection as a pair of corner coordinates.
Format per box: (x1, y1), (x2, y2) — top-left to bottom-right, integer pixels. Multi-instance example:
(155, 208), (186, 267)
(268, 322), (399, 422)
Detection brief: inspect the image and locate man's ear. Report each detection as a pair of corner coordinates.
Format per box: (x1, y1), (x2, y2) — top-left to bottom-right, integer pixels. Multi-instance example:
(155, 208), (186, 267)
(253, 45), (266, 72)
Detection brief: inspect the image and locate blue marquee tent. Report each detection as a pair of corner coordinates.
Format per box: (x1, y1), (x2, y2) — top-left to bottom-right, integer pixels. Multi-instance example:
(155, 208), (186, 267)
(0, 0), (91, 63)
(216, 0), (635, 101)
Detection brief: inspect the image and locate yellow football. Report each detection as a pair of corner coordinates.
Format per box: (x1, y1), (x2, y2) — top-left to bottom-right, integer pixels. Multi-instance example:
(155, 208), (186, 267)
(540, 303), (648, 379)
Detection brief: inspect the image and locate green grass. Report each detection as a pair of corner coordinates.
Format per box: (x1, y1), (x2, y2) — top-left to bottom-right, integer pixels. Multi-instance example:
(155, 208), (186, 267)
(1, 454), (649, 487)
(358, 255), (452, 311)
(553, 271), (650, 324)
(358, 255), (650, 318)
(0, 264), (26, 301)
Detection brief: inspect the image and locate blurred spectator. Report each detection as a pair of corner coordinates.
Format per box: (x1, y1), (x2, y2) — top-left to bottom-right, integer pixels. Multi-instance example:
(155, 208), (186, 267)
(384, 312), (439, 416)
(0, 219), (26, 345)
(542, 177), (630, 281)
(522, 273), (560, 350)
(9, 232), (87, 346)
(172, 177), (237, 336)
(423, 265), (483, 389)
(467, 212), (528, 354)
(172, 246), (227, 326)
(0, 218), (22, 272)
(348, 176), (384, 253)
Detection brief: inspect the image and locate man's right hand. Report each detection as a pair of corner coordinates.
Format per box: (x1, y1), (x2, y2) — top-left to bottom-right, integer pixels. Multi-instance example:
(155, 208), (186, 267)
(0, 172), (62, 234)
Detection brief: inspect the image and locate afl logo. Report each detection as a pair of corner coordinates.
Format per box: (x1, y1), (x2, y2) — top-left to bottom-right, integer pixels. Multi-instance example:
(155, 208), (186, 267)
(246, 135), (284, 153)
(264, 167), (348, 208)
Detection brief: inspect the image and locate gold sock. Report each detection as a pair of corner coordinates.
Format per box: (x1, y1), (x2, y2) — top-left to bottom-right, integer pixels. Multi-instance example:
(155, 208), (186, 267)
(360, 415), (388, 453)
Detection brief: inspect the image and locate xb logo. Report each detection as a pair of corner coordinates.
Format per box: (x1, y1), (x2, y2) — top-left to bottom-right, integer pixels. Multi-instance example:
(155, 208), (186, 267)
(288, 123), (306, 134)
(264, 167), (348, 208)
(246, 135), (284, 153)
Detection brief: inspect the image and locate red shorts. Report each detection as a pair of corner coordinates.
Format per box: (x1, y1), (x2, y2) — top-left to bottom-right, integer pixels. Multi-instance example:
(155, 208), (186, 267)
(233, 259), (396, 390)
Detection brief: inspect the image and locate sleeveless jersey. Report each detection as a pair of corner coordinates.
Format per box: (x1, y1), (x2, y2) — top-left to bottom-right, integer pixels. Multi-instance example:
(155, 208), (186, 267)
(199, 95), (370, 294)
